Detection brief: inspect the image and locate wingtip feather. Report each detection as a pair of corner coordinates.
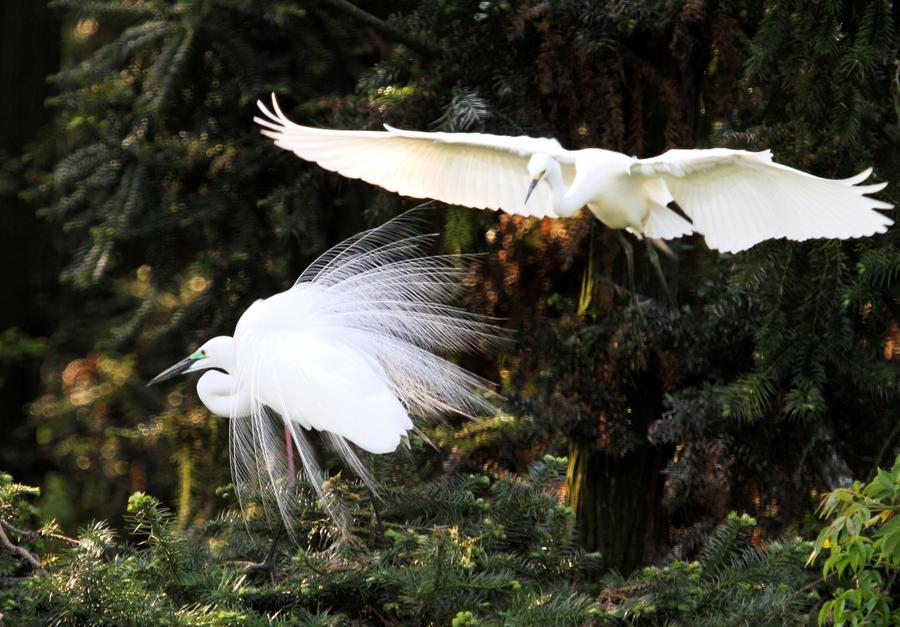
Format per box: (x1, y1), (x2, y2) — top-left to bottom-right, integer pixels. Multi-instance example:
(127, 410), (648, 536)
(857, 180), (888, 194)
(258, 129), (282, 141)
(256, 97), (278, 123)
(840, 167), (873, 185)
(268, 93), (299, 128)
(253, 116), (284, 133)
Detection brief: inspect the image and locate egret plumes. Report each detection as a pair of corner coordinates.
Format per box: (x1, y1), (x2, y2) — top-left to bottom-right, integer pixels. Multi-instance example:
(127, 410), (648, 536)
(255, 94), (893, 254)
(149, 212), (502, 534)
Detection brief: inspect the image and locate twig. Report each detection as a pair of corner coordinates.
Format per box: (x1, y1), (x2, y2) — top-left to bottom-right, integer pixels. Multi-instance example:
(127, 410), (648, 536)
(797, 573), (828, 594)
(315, 0), (440, 57)
(1, 519), (80, 547)
(0, 522), (41, 571)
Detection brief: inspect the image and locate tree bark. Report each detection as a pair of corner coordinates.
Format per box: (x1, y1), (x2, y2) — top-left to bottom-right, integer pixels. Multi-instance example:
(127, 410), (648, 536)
(567, 437), (668, 574)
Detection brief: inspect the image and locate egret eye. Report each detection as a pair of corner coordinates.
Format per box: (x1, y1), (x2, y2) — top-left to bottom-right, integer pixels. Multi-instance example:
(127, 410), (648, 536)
(190, 348), (207, 360)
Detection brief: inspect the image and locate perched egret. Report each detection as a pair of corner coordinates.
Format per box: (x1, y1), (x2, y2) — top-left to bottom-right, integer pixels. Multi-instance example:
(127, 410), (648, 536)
(255, 94), (892, 300)
(148, 212), (500, 541)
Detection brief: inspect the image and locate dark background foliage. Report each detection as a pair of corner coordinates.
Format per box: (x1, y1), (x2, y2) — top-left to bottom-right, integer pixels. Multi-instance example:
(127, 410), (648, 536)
(0, 0), (898, 623)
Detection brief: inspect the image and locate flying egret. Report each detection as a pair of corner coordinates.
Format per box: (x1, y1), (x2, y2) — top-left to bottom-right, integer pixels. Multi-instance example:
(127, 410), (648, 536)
(148, 211), (500, 548)
(254, 94), (893, 300)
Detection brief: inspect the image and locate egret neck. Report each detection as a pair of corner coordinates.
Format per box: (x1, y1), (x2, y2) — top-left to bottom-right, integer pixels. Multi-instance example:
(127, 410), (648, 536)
(197, 368), (252, 419)
(540, 157), (581, 218)
(192, 336), (251, 419)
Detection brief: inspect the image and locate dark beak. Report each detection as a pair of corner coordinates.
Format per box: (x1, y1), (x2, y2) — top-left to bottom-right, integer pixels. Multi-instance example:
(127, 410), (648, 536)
(524, 178), (540, 207)
(147, 356), (194, 387)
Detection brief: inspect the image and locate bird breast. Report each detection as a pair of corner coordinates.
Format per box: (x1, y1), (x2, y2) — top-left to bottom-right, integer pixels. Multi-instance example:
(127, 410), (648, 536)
(574, 153), (650, 230)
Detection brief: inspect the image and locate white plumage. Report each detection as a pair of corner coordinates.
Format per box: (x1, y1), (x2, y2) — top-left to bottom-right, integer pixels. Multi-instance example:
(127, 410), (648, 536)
(149, 212), (500, 530)
(255, 94), (892, 254)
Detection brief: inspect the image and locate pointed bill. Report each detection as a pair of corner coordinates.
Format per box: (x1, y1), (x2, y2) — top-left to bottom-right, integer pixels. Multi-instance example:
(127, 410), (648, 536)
(147, 356), (195, 387)
(523, 177), (540, 208)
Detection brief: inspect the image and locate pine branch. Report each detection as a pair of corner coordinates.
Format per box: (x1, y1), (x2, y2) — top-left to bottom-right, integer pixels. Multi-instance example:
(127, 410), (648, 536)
(1, 519), (81, 547)
(0, 521), (41, 571)
(314, 0), (440, 57)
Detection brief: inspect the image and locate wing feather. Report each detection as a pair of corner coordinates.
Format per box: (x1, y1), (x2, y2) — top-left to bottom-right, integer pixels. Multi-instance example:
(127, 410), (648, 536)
(256, 95), (570, 219)
(632, 149), (893, 253)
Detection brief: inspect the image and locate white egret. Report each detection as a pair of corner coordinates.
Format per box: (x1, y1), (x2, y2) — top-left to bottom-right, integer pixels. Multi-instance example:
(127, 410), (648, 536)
(148, 212), (500, 543)
(254, 94), (892, 300)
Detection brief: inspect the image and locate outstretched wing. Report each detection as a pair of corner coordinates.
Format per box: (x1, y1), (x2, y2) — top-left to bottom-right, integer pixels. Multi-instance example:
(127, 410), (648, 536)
(631, 148), (893, 253)
(255, 94), (574, 218)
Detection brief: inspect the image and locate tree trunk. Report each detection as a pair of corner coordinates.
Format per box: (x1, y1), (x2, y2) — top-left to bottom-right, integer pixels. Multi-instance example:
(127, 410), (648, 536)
(567, 438), (668, 574)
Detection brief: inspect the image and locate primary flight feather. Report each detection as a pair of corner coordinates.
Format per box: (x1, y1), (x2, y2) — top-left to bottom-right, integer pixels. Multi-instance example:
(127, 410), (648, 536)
(255, 95), (892, 254)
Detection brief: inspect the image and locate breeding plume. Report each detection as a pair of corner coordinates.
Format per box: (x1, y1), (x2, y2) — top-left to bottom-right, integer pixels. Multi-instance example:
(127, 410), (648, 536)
(255, 95), (892, 255)
(149, 213), (499, 533)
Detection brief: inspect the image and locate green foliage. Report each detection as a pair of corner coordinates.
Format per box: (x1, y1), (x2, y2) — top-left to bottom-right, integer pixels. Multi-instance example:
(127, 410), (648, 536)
(374, 0), (900, 569)
(24, 0), (389, 529)
(0, 328), (47, 363)
(716, 0), (900, 433)
(1, 458), (604, 625)
(7, 461), (862, 626)
(433, 88), (491, 132)
(810, 455), (900, 626)
(0, 474), (43, 577)
(9, 0), (900, 618)
(600, 513), (818, 625)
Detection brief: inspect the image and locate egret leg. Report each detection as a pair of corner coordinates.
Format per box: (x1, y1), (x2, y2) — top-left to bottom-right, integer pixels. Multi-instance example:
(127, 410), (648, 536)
(246, 423), (296, 584)
(245, 520), (284, 585)
(615, 231), (636, 304)
(284, 423), (296, 490)
(366, 485), (385, 535)
(645, 240), (675, 307)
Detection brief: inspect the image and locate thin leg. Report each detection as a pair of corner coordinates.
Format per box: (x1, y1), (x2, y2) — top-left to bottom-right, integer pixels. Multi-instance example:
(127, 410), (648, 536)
(246, 424), (296, 584)
(263, 520), (284, 585)
(284, 423), (295, 491)
(645, 240), (675, 307)
(366, 485), (385, 535)
(615, 231), (636, 304)
(246, 519), (284, 585)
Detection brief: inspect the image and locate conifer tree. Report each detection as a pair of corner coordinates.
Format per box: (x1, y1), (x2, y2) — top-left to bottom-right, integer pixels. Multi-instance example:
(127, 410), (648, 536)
(6, 0), (898, 608)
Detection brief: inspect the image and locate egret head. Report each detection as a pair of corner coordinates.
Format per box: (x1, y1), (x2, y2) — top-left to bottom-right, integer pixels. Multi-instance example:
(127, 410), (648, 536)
(147, 335), (235, 386)
(525, 153), (554, 206)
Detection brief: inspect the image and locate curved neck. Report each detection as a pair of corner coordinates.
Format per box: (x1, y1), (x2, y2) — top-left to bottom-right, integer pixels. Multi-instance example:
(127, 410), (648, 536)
(193, 338), (250, 418)
(197, 370), (252, 418)
(543, 159), (581, 218)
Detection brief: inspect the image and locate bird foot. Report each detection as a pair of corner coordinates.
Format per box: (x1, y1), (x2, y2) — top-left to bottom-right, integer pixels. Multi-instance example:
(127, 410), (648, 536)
(244, 521), (284, 585)
(244, 556), (278, 585)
